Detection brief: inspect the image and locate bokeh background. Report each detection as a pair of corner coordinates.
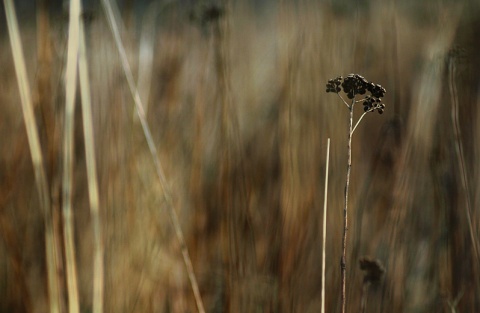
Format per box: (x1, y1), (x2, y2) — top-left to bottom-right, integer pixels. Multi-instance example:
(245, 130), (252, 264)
(1, 0), (479, 312)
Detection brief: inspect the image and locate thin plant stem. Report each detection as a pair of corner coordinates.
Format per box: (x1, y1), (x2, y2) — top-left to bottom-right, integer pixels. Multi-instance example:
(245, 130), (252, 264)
(321, 138), (331, 313)
(78, 9), (105, 313)
(100, 1), (205, 312)
(62, 0), (81, 312)
(3, 1), (61, 312)
(352, 112), (367, 135)
(342, 100), (354, 313)
(352, 108), (376, 135)
(337, 93), (350, 108)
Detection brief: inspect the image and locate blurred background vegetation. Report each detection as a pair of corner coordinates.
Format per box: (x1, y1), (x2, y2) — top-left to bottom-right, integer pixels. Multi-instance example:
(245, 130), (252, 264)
(1, 0), (479, 312)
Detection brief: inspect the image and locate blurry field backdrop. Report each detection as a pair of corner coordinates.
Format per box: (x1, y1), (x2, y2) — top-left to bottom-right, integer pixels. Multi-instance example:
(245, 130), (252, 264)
(1, 0), (479, 312)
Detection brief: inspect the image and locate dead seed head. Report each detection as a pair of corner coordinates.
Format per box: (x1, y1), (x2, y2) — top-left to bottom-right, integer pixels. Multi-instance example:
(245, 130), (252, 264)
(326, 74), (386, 114)
(359, 256), (385, 284)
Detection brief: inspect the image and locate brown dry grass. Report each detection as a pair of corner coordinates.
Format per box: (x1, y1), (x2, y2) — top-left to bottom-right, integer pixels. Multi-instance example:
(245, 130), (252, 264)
(1, 1), (479, 312)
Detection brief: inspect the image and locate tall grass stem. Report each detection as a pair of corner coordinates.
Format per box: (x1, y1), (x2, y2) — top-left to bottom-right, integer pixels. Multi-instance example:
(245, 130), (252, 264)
(3, 0), (61, 312)
(62, 0), (81, 312)
(321, 138), (330, 313)
(100, 1), (205, 312)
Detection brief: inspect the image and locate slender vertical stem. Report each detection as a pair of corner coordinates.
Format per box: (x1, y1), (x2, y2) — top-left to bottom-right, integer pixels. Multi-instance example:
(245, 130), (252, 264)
(321, 138), (331, 313)
(62, 0), (81, 312)
(341, 103), (354, 313)
(78, 11), (105, 313)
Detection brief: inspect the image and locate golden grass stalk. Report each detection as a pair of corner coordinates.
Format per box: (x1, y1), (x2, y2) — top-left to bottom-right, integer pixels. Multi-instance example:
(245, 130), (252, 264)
(3, 1), (61, 312)
(62, 0), (81, 312)
(100, 1), (206, 312)
(78, 9), (105, 313)
(321, 138), (330, 313)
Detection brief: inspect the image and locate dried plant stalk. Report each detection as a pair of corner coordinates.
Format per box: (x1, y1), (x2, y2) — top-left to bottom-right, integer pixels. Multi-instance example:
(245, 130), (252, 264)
(326, 74), (386, 313)
(3, 1), (61, 312)
(78, 8), (105, 313)
(62, 0), (81, 312)
(341, 104), (353, 313)
(321, 138), (330, 313)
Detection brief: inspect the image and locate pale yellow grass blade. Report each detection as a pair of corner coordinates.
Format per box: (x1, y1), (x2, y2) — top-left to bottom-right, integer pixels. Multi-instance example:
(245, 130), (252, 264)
(62, 0), (81, 312)
(3, 1), (61, 312)
(321, 138), (330, 313)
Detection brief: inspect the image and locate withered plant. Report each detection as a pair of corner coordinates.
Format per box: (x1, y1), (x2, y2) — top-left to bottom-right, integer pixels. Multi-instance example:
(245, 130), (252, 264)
(326, 74), (386, 313)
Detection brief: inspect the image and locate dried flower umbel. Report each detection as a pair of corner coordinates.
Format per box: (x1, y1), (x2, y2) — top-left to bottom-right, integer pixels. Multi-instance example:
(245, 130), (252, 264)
(326, 74), (386, 313)
(326, 74), (386, 116)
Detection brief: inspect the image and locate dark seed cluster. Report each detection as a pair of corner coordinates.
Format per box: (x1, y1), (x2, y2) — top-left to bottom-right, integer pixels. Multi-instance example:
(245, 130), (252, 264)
(326, 74), (386, 114)
(359, 256), (385, 284)
(363, 96), (386, 114)
(326, 76), (342, 93)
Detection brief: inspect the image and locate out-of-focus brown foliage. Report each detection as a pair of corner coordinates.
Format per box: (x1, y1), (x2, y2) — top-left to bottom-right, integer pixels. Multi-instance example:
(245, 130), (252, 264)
(0, 1), (479, 312)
